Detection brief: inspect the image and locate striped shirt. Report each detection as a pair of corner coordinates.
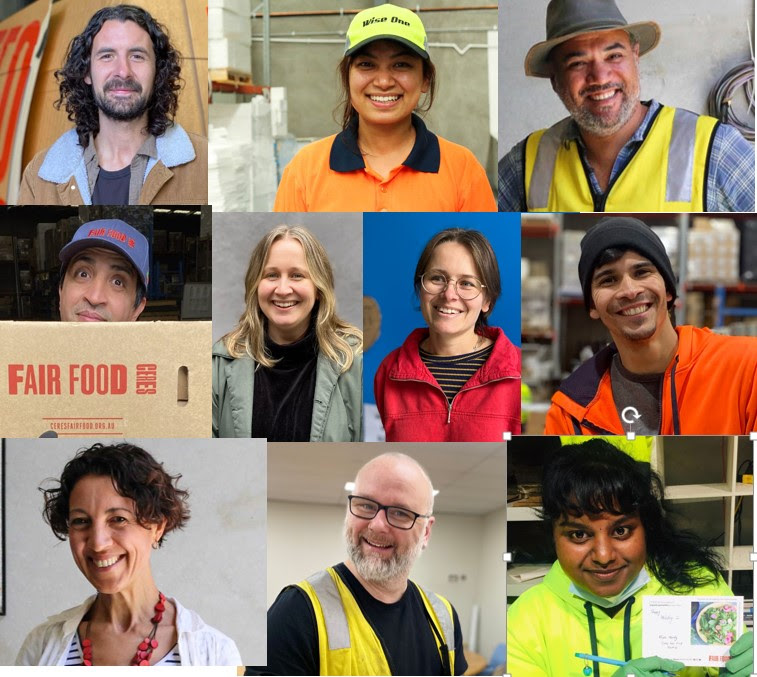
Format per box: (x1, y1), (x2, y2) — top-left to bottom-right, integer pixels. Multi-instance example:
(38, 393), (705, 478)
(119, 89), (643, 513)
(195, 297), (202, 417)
(65, 632), (181, 666)
(419, 344), (494, 403)
(497, 99), (755, 212)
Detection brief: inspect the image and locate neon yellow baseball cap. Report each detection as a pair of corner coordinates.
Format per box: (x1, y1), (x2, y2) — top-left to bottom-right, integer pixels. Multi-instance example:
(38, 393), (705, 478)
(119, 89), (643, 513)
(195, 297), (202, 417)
(344, 4), (429, 59)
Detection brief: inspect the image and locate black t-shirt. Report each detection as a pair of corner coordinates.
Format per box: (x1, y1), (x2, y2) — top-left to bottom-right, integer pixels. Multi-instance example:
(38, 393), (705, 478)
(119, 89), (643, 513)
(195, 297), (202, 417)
(248, 563), (468, 675)
(92, 165), (130, 205)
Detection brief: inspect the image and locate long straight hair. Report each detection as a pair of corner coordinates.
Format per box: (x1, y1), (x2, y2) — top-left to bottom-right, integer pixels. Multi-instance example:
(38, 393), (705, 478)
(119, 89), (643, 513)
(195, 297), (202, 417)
(223, 226), (362, 372)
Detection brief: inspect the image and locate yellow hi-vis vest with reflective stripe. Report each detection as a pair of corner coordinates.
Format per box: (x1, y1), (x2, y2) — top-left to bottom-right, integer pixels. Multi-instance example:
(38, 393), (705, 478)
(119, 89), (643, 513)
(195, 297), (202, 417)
(296, 567), (456, 676)
(524, 106), (719, 212)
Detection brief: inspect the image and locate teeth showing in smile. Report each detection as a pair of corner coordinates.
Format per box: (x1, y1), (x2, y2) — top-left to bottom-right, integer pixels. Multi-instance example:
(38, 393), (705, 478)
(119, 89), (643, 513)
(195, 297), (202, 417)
(94, 556), (119, 568)
(369, 95), (400, 102)
(436, 307), (462, 315)
(620, 304), (650, 316)
(588, 90), (616, 101)
(364, 537), (392, 549)
(273, 301), (297, 308)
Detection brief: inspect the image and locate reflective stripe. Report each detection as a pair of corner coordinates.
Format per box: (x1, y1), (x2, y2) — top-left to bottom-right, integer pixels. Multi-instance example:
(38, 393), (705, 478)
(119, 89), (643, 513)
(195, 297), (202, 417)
(666, 108), (698, 203)
(419, 584), (453, 648)
(306, 570), (351, 650)
(527, 119), (572, 210)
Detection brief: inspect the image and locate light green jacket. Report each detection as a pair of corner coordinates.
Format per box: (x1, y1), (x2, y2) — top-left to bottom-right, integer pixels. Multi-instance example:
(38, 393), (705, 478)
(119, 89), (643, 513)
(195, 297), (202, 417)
(508, 561), (733, 677)
(212, 337), (362, 440)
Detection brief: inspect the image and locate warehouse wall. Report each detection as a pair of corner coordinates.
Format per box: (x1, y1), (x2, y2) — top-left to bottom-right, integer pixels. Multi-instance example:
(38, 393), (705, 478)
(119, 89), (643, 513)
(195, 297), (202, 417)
(251, 0), (498, 176)
(498, 0), (755, 156)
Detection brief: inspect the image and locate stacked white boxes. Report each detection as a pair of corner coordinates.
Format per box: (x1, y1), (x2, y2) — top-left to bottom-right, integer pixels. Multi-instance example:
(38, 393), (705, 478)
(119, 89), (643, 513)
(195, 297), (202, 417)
(208, 120), (252, 211)
(209, 99), (277, 212)
(688, 218), (741, 283)
(250, 96), (277, 211)
(521, 259), (552, 334)
(208, 0), (252, 74)
(560, 229), (584, 296)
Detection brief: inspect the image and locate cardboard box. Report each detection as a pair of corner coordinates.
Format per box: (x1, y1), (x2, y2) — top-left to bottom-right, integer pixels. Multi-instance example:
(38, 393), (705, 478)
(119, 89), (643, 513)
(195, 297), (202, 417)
(0, 321), (210, 437)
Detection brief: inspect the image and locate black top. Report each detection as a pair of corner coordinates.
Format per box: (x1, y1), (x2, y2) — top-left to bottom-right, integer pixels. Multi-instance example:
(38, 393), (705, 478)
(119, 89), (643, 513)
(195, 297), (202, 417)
(251, 328), (318, 441)
(92, 165), (130, 205)
(248, 562), (467, 676)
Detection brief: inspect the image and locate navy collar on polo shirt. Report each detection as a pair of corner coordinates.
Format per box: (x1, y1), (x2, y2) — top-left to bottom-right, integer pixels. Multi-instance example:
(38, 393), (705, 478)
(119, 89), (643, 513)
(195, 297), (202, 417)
(329, 113), (441, 173)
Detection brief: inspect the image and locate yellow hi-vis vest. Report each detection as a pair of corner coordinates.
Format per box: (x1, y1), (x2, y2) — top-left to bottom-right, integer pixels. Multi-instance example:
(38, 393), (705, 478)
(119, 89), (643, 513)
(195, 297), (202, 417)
(296, 567), (456, 676)
(524, 106), (719, 212)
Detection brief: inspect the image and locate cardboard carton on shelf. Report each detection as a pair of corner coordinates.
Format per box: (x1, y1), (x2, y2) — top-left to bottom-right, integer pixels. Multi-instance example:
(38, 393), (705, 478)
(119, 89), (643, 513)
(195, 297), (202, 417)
(0, 321), (211, 437)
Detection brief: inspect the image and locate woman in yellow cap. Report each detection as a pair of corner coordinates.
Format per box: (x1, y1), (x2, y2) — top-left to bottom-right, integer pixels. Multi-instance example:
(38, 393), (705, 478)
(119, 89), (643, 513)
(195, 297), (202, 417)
(273, 3), (496, 212)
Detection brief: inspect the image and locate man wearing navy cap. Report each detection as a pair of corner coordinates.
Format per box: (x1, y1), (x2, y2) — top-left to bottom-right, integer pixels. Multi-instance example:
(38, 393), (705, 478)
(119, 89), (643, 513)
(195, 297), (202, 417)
(58, 219), (149, 322)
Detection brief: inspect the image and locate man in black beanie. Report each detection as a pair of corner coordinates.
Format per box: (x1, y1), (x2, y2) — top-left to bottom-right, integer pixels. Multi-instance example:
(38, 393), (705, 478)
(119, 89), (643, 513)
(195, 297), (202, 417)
(545, 216), (757, 435)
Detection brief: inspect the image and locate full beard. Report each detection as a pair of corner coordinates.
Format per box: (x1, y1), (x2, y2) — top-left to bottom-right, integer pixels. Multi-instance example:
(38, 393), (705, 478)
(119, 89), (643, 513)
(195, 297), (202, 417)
(94, 78), (151, 122)
(343, 520), (425, 585)
(557, 81), (640, 138)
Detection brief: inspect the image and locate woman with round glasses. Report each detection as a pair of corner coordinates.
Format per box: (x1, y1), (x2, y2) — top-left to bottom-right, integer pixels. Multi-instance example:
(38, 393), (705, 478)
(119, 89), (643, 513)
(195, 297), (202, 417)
(374, 227), (521, 441)
(213, 225), (363, 440)
(272, 3), (495, 212)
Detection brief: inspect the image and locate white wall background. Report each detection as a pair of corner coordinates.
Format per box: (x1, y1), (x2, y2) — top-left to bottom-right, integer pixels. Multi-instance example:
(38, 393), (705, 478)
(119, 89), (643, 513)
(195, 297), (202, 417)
(0, 438), (266, 666)
(499, 0), (755, 155)
(212, 212), (363, 344)
(267, 500), (506, 662)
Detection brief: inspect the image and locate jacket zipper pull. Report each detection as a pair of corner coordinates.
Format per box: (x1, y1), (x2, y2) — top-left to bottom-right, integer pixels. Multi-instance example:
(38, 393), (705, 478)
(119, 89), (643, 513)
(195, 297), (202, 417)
(447, 401), (452, 424)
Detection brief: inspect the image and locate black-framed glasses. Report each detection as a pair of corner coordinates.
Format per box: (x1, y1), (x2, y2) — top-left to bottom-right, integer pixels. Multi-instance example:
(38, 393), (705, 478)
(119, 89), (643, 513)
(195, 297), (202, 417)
(348, 495), (431, 530)
(420, 272), (485, 300)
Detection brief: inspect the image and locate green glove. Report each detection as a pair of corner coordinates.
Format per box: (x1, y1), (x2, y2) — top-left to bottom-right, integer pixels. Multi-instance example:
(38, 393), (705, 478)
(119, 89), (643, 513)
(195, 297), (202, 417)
(611, 656), (685, 676)
(719, 631), (754, 676)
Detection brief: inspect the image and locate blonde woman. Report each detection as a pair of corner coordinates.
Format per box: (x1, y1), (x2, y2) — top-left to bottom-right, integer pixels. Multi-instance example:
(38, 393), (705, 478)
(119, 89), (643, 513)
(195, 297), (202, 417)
(213, 225), (363, 440)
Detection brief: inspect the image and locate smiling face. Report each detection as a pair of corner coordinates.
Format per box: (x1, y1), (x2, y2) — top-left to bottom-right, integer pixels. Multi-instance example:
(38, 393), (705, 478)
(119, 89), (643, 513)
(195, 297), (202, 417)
(420, 241), (490, 346)
(68, 474), (164, 595)
(589, 250), (672, 343)
(550, 29), (641, 137)
(348, 39), (429, 128)
(257, 237), (318, 345)
(85, 19), (156, 122)
(554, 510), (647, 597)
(344, 455), (434, 585)
(59, 247), (145, 322)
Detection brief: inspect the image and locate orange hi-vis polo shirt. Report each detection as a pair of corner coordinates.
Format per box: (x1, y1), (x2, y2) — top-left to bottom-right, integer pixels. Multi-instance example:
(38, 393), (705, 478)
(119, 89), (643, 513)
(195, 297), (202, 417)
(273, 115), (496, 212)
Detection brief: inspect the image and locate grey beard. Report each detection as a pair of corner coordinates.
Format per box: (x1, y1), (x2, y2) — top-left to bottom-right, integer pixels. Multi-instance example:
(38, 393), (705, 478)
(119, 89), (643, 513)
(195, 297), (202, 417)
(558, 84), (639, 137)
(343, 522), (424, 584)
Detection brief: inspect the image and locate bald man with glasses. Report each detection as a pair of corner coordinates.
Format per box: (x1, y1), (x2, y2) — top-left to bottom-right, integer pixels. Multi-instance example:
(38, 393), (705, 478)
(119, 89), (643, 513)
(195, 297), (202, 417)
(252, 452), (467, 676)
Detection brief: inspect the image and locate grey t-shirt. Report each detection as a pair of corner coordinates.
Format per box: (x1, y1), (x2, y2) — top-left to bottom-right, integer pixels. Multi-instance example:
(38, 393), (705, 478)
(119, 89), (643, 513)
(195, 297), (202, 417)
(610, 353), (664, 434)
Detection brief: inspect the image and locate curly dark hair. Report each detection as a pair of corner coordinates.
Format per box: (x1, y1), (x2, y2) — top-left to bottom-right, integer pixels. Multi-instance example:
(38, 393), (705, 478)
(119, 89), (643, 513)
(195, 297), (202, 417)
(41, 443), (190, 546)
(540, 439), (724, 593)
(55, 5), (182, 147)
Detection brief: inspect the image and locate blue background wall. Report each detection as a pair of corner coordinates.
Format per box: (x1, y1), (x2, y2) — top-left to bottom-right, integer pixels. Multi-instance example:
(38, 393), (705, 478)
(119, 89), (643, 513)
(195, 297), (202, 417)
(364, 212), (521, 406)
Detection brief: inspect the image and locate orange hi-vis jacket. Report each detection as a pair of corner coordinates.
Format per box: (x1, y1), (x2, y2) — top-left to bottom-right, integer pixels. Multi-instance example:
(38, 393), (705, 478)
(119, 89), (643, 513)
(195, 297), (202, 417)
(273, 114), (496, 212)
(545, 325), (757, 435)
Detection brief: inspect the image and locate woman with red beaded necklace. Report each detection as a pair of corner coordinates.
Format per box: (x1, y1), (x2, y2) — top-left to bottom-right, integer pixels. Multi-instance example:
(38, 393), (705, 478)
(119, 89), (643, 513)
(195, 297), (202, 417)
(16, 443), (241, 666)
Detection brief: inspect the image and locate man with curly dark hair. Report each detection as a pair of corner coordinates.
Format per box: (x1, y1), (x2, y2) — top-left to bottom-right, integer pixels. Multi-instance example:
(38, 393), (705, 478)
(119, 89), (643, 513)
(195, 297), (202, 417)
(18, 4), (207, 205)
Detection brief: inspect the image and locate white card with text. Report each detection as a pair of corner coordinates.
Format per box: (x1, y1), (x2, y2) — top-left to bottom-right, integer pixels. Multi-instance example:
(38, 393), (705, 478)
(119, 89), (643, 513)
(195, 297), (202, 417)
(642, 596), (743, 667)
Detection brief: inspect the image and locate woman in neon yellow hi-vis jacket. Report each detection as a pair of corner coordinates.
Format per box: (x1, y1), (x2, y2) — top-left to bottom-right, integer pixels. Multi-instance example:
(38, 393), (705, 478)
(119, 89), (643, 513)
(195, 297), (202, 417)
(507, 439), (753, 677)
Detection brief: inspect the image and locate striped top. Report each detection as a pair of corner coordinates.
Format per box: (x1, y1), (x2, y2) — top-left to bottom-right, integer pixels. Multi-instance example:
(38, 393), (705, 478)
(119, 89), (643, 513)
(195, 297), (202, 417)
(65, 632), (181, 666)
(419, 343), (494, 403)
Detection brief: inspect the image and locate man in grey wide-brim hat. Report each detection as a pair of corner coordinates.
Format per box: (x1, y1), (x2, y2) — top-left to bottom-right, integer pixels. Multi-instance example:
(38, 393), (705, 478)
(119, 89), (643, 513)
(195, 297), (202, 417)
(497, 0), (755, 213)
